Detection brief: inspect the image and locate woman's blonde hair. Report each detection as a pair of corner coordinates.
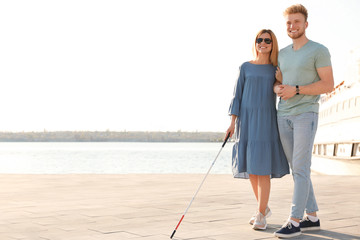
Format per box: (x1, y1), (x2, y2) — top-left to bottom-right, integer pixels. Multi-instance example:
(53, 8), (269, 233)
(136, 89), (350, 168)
(252, 29), (279, 66)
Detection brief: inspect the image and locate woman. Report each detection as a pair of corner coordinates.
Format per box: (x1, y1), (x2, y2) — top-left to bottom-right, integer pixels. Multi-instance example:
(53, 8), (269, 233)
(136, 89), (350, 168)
(226, 29), (289, 230)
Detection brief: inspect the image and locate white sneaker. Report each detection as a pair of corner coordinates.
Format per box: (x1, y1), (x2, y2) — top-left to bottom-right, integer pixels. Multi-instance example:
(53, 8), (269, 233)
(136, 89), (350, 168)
(253, 212), (267, 230)
(249, 206), (271, 225)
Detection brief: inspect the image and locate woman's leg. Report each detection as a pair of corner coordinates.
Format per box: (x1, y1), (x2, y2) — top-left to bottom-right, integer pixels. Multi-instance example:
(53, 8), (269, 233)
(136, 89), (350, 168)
(249, 174), (259, 202)
(252, 175), (270, 230)
(258, 175), (271, 215)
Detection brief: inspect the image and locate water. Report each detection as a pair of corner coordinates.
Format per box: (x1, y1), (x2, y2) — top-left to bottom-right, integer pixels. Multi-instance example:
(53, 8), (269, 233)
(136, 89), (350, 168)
(0, 142), (233, 174)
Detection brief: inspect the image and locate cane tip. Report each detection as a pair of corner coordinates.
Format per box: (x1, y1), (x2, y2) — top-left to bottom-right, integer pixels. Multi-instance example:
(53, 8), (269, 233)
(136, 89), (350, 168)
(170, 229), (176, 239)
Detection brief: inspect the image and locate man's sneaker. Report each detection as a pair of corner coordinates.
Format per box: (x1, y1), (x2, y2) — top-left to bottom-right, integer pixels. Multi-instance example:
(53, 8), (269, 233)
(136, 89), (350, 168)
(300, 216), (320, 231)
(274, 221), (301, 238)
(253, 212), (267, 230)
(249, 206), (272, 225)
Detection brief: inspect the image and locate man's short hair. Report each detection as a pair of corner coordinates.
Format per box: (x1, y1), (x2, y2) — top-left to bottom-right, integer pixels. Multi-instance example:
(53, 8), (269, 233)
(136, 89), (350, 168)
(284, 4), (308, 22)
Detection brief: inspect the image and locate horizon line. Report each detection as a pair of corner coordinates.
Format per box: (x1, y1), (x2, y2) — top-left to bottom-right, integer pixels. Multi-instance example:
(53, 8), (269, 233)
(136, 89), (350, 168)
(0, 130), (225, 133)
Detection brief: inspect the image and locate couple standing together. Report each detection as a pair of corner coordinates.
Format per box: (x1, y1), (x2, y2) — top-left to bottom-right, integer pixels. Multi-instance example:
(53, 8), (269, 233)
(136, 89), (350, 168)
(226, 4), (334, 238)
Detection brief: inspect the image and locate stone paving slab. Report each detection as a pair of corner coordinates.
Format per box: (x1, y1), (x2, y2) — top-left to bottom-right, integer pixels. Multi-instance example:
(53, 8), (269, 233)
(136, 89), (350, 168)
(0, 174), (359, 239)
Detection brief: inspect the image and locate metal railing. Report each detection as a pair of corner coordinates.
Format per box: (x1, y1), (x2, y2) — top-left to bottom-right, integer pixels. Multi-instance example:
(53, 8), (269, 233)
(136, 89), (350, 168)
(313, 141), (360, 160)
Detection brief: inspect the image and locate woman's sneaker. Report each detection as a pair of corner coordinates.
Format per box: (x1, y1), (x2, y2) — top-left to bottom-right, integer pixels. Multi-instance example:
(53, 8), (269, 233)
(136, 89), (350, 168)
(253, 212), (267, 230)
(274, 221), (301, 238)
(300, 216), (320, 231)
(249, 206), (271, 225)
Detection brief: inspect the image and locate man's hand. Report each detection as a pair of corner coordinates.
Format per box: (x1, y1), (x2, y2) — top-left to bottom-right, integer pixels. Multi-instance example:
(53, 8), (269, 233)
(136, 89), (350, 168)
(278, 85), (297, 100)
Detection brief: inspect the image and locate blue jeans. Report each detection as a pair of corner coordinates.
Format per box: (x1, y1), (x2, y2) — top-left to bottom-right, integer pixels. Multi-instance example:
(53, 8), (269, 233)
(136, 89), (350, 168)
(277, 112), (319, 220)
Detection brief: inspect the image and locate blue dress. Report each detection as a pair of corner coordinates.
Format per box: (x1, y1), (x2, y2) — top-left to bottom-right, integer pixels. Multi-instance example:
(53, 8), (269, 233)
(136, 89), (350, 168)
(229, 62), (289, 178)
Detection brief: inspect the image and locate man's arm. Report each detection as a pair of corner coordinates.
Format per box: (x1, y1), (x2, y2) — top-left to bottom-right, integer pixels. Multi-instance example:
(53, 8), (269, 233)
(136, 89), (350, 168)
(278, 66), (334, 100)
(299, 66), (334, 94)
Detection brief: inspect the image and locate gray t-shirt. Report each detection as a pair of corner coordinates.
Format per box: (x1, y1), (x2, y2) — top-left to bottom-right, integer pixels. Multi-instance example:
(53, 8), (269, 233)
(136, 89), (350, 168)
(278, 40), (332, 116)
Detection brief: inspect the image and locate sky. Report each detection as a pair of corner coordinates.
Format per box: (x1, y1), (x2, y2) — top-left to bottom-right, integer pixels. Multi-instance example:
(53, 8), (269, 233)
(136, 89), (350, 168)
(0, 0), (359, 132)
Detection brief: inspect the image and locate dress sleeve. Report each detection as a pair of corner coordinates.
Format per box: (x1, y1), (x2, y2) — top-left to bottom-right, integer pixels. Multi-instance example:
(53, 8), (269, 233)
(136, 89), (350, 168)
(228, 64), (246, 116)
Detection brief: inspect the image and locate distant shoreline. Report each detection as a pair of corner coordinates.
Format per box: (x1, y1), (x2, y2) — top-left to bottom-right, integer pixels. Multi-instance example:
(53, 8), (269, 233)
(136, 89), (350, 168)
(0, 131), (225, 142)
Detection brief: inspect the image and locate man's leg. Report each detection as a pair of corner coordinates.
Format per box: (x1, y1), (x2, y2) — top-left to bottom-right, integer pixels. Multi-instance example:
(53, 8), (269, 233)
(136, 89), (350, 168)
(275, 116), (302, 238)
(305, 180), (318, 215)
(277, 116), (294, 166)
(300, 178), (321, 231)
(291, 112), (319, 220)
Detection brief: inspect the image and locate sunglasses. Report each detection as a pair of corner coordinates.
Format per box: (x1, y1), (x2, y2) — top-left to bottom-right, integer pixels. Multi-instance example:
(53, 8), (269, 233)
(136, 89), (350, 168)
(256, 38), (272, 44)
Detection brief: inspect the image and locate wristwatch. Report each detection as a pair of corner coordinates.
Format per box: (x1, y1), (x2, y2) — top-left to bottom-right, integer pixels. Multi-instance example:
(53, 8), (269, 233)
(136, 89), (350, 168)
(296, 85), (300, 95)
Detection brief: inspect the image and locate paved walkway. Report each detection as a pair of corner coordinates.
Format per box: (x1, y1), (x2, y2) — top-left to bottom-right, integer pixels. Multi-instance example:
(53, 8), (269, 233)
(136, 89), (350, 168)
(0, 173), (359, 240)
(311, 156), (360, 176)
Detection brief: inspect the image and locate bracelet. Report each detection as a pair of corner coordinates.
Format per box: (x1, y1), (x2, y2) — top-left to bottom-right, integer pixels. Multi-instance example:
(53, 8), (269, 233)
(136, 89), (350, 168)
(296, 85), (300, 95)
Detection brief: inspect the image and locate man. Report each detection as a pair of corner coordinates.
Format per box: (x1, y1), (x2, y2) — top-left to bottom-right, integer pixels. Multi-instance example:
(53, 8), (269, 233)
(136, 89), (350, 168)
(273, 4), (334, 238)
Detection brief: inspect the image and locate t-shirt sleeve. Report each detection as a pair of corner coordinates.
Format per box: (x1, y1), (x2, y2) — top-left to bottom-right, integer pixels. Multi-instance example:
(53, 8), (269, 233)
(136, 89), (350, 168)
(228, 64), (246, 116)
(315, 46), (332, 69)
